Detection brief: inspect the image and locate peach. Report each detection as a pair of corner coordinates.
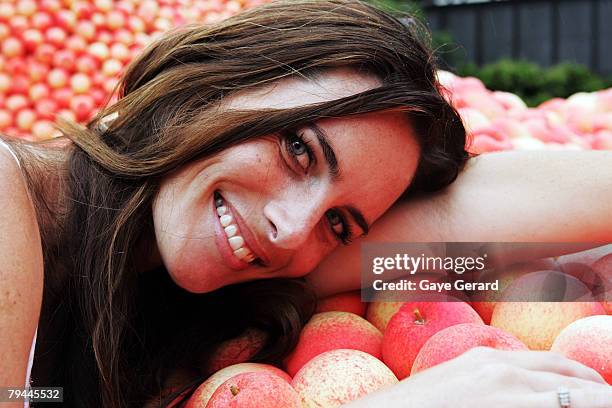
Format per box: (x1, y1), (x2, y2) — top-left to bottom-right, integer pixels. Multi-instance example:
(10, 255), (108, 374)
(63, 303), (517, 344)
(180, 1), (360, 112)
(365, 301), (404, 333)
(461, 91), (506, 120)
(455, 76), (487, 93)
(316, 290), (367, 317)
(206, 371), (301, 408)
(470, 259), (558, 324)
(366, 279), (466, 332)
(554, 245), (612, 268)
(551, 315), (612, 384)
(592, 253), (612, 281)
(411, 323), (528, 374)
(201, 328), (268, 376)
(491, 271), (606, 350)
(491, 117), (532, 140)
(592, 253), (612, 314)
(284, 312), (382, 377)
(292, 349), (397, 407)
(537, 97), (566, 111)
(458, 107), (491, 133)
(468, 133), (513, 154)
(185, 363), (291, 408)
(382, 301), (484, 379)
(491, 91), (527, 112)
(592, 130), (612, 150)
(510, 135), (547, 150)
(435, 70), (458, 91)
(557, 262), (606, 295)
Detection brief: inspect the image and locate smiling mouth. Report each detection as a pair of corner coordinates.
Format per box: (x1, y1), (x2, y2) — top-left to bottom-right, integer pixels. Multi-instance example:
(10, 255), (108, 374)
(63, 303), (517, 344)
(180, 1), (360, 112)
(214, 191), (265, 267)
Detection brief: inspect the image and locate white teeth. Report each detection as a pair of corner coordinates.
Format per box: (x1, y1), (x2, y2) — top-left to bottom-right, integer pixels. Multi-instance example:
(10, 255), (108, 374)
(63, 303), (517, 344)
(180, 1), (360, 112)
(224, 225), (238, 238)
(216, 197), (258, 263)
(233, 247), (253, 260)
(228, 236), (244, 250)
(219, 214), (233, 227)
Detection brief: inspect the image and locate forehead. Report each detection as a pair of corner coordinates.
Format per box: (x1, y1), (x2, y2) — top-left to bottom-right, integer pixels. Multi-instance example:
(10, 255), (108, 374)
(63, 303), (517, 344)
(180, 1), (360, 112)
(312, 111), (419, 222)
(220, 66), (383, 110)
(222, 67), (420, 222)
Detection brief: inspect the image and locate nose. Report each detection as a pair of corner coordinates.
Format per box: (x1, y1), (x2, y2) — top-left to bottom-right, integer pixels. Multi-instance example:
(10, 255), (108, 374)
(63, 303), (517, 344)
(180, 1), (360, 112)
(263, 190), (328, 250)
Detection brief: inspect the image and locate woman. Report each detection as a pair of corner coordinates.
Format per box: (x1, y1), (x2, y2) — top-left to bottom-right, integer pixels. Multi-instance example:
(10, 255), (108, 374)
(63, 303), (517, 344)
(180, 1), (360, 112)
(0, 0), (610, 407)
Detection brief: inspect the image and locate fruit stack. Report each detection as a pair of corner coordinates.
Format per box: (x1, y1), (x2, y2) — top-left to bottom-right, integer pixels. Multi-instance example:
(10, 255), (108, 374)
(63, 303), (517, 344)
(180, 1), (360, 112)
(0, 0), (269, 140)
(1, 1), (611, 151)
(438, 70), (612, 153)
(178, 249), (610, 407)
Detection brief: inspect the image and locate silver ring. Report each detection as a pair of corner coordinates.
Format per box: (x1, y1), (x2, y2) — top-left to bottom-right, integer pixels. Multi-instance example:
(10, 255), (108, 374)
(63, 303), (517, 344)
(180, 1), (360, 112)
(557, 386), (571, 408)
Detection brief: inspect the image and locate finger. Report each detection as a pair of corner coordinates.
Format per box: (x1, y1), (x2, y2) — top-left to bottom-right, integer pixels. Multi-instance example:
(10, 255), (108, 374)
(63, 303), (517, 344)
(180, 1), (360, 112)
(493, 349), (606, 385)
(518, 368), (607, 393)
(534, 386), (612, 408)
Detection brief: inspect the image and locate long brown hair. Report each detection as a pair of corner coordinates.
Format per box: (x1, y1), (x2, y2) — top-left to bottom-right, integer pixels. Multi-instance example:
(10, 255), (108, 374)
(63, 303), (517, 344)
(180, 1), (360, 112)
(3, 0), (468, 406)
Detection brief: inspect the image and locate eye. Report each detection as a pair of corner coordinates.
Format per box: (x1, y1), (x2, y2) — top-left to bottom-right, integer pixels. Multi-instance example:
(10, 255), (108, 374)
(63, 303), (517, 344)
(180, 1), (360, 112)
(325, 209), (352, 245)
(283, 130), (314, 172)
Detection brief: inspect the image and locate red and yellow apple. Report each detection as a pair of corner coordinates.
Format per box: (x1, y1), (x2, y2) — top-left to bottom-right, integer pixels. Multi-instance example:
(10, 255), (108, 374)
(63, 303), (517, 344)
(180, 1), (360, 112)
(292, 349), (397, 408)
(411, 323), (528, 374)
(201, 328), (268, 376)
(185, 363), (291, 408)
(382, 300), (484, 379)
(284, 311), (382, 377)
(316, 290), (367, 317)
(550, 315), (611, 384)
(491, 271), (606, 350)
(206, 371), (301, 408)
(470, 259), (557, 324)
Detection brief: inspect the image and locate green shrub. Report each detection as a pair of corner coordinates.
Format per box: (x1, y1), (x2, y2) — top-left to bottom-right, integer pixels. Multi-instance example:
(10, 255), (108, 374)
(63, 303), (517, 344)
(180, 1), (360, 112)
(456, 59), (612, 107)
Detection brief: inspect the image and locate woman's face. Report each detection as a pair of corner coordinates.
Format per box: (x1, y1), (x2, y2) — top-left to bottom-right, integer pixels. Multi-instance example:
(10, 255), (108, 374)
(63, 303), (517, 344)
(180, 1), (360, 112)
(151, 67), (421, 293)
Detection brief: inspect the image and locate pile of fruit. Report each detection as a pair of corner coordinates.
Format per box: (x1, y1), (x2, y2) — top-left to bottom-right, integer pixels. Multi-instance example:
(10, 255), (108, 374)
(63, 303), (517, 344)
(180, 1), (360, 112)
(0, 0), (268, 140)
(177, 248), (610, 407)
(437, 71), (612, 153)
(1, 2), (610, 406)
(1, 0), (612, 152)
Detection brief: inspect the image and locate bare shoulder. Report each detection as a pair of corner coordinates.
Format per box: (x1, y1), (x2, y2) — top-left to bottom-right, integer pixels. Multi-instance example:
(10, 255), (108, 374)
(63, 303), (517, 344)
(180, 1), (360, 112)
(0, 141), (39, 233)
(0, 141), (44, 390)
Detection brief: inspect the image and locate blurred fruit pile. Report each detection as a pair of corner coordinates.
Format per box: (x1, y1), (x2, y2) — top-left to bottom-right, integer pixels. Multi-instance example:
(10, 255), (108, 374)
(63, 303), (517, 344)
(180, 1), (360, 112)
(438, 71), (612, 153)
(1, 1), (612, 151)
(0, 0), (269, 140)
(171, 248), (611, 407)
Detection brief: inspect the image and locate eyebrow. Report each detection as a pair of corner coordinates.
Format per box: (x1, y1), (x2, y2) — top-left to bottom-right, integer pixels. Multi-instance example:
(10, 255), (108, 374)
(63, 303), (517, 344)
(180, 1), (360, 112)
(306, 123), (371, 237)
(307, 123), (340, 180)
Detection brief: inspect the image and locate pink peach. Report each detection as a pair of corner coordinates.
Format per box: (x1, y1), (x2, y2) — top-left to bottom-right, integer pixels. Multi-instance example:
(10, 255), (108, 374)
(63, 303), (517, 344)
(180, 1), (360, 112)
(382, 301), (484, 379)
(202, 328), (268, 376)
(292, 349), (397, 408)
(284, 311), (382, 377)
(365, 301), (404, 333)
(592, 253), (612, 314)
(491, 271), (606, 350)
(185, 363), (291, 408)
(551, 315), (612, 384)
(316, 290), (367, 317)
(470, 259), (560, 324)
(411, 323), (528, 374)
(206, 371), (301, 408)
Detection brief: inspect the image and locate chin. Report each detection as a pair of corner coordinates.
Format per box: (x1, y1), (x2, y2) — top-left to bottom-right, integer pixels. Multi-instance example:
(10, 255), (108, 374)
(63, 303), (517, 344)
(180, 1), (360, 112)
(165, 261), (230, 294)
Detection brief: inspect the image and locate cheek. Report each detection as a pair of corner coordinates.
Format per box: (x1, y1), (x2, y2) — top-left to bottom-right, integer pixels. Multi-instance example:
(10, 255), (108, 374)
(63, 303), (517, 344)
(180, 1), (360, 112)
(283, 239), (337, 278)
(221, 137), (283, 181)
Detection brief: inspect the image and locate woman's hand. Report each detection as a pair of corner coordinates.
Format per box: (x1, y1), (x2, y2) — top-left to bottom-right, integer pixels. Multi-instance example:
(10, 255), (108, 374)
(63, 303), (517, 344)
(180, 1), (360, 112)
(345, 347), (612, 408)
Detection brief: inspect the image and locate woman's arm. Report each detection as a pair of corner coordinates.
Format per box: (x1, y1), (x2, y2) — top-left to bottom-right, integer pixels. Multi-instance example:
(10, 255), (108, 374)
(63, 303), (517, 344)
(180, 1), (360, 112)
(306, 150), (612, 297)
(0, 148), (44, 402)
